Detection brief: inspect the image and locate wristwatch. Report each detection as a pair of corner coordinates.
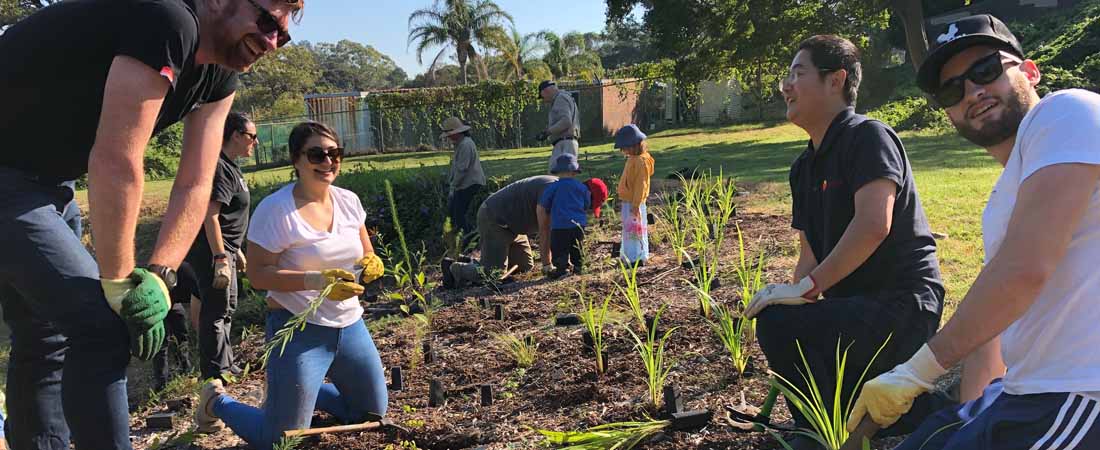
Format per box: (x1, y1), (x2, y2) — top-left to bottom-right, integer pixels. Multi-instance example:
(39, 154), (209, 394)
(145, 264), (178, 290)
(213, 253), (228, 261)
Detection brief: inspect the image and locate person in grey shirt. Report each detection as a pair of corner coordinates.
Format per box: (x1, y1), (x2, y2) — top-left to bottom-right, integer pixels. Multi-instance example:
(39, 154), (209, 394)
(450, 175), (557, 285)
(536, 81), (580, 171)
(440, 117), (486, 244)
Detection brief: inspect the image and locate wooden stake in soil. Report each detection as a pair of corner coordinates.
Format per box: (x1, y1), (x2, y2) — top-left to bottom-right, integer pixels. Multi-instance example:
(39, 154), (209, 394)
(429, 379), (447, 407)
(283, 419), (389, 438)
(390, 367), (403, 391)
(493, 304), (505, 320)
(480, 384), (493, 406)
(479, 298), (491, 309)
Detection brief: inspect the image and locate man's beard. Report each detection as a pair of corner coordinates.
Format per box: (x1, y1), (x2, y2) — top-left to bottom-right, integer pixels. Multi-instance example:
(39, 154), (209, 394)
(951, 89), (1030, 148)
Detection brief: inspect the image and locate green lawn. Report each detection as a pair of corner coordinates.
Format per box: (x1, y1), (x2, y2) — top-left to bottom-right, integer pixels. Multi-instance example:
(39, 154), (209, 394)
(77, 122), (998, 315)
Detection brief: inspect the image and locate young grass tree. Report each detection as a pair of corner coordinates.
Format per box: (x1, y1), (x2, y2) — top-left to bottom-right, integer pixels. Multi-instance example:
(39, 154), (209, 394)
(711, 302), (751, 376)
(733, 223), (767, 338)
(617, 260), (646, 330)
(626, 305), (678, 410)
(577, 288), (612, 376)
(657, 191), (688, 265)
(494, 332), (539, 368)
(769, 336), (892, 450)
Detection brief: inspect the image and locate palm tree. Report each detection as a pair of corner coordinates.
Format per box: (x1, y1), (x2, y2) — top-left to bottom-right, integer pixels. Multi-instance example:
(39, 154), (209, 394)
(539, 31), (604, 80)
(407, 0), (514, 85)
(485, 27), (551, 81)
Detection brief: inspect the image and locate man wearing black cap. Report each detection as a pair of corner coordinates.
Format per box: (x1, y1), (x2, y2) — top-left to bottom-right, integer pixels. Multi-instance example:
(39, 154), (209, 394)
(848, 14), (1100, 449)
(744, 34), (947, 448)
(536, 80), (580, 171)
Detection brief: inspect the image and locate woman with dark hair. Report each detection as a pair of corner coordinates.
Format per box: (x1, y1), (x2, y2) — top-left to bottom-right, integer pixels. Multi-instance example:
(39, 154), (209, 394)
(186, 111), (255, 384)
(195, 121), (387, 449)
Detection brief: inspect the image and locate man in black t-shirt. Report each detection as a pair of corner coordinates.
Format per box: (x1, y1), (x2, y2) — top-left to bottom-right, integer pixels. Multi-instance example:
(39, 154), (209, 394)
(0, 0), (304, 448)
(187, 112), (253, 383)
(742, 36), (949, 449)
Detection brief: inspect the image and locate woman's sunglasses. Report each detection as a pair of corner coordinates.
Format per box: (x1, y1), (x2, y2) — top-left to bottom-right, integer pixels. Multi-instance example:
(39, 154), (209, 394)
(305, 147), (343, 164)
(933, 51), (1020, 108)
(244, 0), (291, 48)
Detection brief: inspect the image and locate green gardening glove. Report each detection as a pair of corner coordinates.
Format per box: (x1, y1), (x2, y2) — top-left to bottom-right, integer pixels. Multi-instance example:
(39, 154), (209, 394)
(101, 268), (171, 360)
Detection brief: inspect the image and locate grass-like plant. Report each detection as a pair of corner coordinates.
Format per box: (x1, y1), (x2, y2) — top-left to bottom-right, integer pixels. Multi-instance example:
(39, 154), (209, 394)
(384, 179), (417, 277)
(260, 282), (336, 368)
(769, 336), (891, 450)
(733, 223), (766, 311)
(657, 191), (688, 265)
(685, 249), (720, 319)
(577, 287), (612, 376)
(494, 332), (539, 368)
(711, 302), (751, 376)
(616, 260), (646, 330)
(625, 305), (678, 410)
(535, 418), (671, 450)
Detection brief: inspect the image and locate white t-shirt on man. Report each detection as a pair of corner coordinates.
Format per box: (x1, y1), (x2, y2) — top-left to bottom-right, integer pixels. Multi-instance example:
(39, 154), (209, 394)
(981, 89), (1100, 395)
(247, 183), (366, 328)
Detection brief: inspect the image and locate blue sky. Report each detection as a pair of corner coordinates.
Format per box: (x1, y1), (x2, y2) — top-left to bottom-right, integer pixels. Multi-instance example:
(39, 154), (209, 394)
(291, 1), (621, 76)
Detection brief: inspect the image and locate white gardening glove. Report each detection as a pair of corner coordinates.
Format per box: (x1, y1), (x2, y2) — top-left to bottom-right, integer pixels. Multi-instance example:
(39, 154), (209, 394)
(847, 344), (947, 430)
(743, 275), (818, 319)
(212, 259), (231, 290)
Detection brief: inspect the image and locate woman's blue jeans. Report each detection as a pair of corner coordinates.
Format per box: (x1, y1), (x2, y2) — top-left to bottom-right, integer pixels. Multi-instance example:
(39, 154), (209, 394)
(213, 309), (388, 450)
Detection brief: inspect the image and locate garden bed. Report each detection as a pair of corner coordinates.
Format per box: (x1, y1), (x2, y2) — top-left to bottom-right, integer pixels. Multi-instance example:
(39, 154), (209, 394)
(127, 187), (909, 450)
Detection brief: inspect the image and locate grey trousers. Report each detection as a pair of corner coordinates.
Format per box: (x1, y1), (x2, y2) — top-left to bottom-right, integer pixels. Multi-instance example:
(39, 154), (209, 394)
(548, 139), (579, 171)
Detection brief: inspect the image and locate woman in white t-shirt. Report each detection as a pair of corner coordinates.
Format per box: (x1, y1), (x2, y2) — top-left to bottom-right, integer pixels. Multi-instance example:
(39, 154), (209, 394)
(193, 121), (388, 449)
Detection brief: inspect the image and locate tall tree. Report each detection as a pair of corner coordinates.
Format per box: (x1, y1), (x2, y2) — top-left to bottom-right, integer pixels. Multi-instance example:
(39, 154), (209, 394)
(304, 39), (407, 92)
(236, 44), (321, 119)
(484, 27), (551, 81)
(407, 0), (514, 85)
(540, 31), (604, 80)
(596, 16), (655, 70)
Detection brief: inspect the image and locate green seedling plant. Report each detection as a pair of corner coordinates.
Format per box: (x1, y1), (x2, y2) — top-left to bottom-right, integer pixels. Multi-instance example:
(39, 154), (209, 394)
(272, 435), (305, 450)
(625, 305), (678, 410)
(769, 336), (892, 450)
(657, 191), (688, 265)
(708, 172), (737, 250)
(260, 282), (336, 369)
(616, 260), (646, 330)
(494, 332), (539, 368)
(685, 249), (720, 319)
(576, 286), (612, 375)
(711, 302), (751, 376)
(535, 418), (671, 450)
(733, 223), (767, 339)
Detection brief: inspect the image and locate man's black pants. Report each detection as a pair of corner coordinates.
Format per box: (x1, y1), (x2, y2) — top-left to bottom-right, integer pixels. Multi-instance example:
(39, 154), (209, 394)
(756, 292), (953, 436)
(550, 227), (585, 274)
(448, 184), (484, 247)
(187, 250), (239, 381)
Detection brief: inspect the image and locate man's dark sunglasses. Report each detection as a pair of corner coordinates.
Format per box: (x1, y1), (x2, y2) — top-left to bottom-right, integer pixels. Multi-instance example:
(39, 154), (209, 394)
(244, 0), (291, 48)
(239, 130), (258, 141)
(933, 52), (1019, 108)
(306, 147), (343, 164)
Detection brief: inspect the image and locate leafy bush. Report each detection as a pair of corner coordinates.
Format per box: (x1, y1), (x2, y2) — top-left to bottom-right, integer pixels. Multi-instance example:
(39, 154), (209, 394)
(865, 97), (951, 132)
(144, 123), (184, 181)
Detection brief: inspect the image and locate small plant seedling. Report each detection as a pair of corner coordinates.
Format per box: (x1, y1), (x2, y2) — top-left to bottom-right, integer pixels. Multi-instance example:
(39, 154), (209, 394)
(493, 332), (539, 368)
(535, 418), (671, 450)
(577, 287), (613, 375)
(626, 305), (678, 409)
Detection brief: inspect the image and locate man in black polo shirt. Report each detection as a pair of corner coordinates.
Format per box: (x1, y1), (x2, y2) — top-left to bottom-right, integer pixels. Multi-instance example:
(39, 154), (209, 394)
(743, 35), (947, 448)
(0, 0), (303, 448)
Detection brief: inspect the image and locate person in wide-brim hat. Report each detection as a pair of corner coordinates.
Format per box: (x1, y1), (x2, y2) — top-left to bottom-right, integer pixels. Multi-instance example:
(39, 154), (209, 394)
(439, 117), (486, 246)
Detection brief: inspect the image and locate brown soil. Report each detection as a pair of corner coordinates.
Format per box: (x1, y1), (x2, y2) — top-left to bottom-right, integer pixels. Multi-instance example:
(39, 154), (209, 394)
(127, 189), (908, 450)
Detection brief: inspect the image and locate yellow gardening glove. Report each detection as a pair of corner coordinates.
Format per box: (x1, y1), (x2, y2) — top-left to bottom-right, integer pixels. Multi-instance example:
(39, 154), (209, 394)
(304, 269), (364, 301)
(356, 253), (385, 285)
(847, 344), (947, 430)
(212, 260), (232, 290)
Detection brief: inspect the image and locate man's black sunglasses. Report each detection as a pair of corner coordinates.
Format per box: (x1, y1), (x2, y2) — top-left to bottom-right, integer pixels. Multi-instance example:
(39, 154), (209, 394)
(305, 147), (343, 164)
(933, 51), (1019, 108)
(244, 0), (291, 48)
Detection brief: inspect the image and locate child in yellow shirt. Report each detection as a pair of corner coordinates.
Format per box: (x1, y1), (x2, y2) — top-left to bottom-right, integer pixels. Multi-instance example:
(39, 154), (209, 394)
(614, 124), (655, 265)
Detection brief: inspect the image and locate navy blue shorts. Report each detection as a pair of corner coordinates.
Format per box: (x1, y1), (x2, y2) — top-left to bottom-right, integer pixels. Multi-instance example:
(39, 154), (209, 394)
(896, 380), (1100, 450)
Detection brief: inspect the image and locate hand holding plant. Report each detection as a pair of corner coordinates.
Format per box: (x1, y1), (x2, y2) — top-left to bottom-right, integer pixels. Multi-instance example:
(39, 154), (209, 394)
(305, 269), (363, 301)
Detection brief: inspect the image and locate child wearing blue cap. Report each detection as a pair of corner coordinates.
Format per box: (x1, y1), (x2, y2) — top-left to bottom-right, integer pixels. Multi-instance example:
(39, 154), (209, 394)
(615, 124), (655, 266)
(539, 153), (591, 278)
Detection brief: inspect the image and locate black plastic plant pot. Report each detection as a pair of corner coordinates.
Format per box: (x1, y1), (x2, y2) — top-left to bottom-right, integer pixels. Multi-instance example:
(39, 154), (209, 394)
(441, 258), (455, 289)
(670, 410), (713, 431)
(423, 341), (436, 365)
(555, 314), (581, 326)
(429, 380), (446, 407)
(480, 384), (493, 406)
(645, 314), (659, 335)
(610, 242), (621, 259)
(493, 304), (505, 320)
(390, 367), (404, 391)
(581, 330), (595, 353)
(663, 386), (684, 416)
(596, 350), (610, 375)
(681, 256), (702, 270)
(457, 255), (472, 263)
(647, 213), (656, 225)
(479, 298), (491, 309)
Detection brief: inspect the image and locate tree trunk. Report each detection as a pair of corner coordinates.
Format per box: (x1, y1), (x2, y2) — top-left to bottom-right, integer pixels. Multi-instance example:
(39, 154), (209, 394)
(893, 0), (929, 71)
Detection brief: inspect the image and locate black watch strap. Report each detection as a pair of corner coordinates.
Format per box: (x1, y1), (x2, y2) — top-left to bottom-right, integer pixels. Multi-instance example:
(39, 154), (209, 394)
(145, 264), (178, 290)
